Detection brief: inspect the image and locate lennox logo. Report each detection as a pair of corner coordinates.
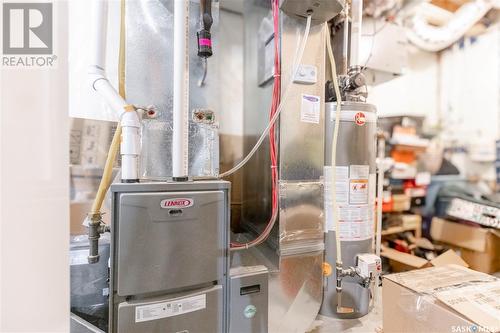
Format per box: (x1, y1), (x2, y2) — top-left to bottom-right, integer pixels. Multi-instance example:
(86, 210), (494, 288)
(160, 198), (194, 209)
(2, 2), (57, 67)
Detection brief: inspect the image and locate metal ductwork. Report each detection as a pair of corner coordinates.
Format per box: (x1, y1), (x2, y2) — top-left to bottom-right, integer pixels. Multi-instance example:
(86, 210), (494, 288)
(406, 0), (499, 52)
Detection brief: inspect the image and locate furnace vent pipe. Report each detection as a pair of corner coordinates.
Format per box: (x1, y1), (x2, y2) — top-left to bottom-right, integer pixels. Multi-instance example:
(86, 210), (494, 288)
(350, 0), (363, 68)
(407, 0), (498, 52)
(88, 0), (140, 182)
(342, 2), (349, 74)
(172, 0), (190, 181)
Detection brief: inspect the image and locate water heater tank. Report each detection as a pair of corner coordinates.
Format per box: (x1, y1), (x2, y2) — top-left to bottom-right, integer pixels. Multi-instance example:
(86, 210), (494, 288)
(321, 101), (377, 318)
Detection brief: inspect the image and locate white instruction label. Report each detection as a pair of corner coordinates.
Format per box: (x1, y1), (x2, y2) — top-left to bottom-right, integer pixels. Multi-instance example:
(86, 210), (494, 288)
(349, 165), (369, 179)
(337, 205), (373, 240)
(300, 94), (320, 124)
(324, 166), (349, 232)
(324, 164), (374, 240)
(135, 294), (206, 323)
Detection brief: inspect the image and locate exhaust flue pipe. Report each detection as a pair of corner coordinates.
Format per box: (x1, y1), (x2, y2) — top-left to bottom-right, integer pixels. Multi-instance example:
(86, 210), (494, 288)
(172, 0), (190, 181)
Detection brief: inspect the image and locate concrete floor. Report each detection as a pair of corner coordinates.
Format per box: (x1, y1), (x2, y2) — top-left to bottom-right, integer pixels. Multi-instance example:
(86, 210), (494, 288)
(309, 310), (383, 333)
(307, 272), (500, 333)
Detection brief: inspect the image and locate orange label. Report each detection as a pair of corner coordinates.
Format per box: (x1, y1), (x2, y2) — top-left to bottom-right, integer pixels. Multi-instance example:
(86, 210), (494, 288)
(322, 262), (333, 276)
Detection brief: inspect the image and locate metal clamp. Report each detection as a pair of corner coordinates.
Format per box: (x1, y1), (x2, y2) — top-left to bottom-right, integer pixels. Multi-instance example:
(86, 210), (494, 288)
(137, 105), (158, 119)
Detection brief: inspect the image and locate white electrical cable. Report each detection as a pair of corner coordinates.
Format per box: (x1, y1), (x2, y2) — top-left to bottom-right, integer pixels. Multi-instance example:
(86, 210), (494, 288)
(375, 136), (385, 257)
(219, 15), (312, 179)
(373, 133), (385, 307)
(326, 23), (343, 263)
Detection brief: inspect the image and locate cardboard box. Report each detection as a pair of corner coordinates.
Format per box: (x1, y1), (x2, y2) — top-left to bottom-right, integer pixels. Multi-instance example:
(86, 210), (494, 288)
(381, 246), (468, 272)
(431, 217), (500, 273)
(392, 194), (411, 212)
(383, 265), (500, 333)
(401, 214), (421, 230)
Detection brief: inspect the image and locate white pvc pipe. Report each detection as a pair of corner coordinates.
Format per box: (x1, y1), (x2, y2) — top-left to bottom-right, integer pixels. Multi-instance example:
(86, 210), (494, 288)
(90, 0), (107, 69)
(93, 78), (128, 112)
(342, 3), (349, 74)
(89, 0), (140, 181)
(172, 0), (189, 179)
(350, 0), (363, 68)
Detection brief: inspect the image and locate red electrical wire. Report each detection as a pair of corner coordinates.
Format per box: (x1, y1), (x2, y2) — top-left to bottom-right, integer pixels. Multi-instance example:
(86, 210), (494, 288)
(230, 0), (280, 249)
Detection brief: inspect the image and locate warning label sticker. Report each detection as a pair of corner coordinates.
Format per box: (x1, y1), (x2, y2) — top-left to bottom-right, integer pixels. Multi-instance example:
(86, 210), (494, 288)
(349, 179), (369, 204)
(135, 294), (206, 323)
(324, 164), (375, 240)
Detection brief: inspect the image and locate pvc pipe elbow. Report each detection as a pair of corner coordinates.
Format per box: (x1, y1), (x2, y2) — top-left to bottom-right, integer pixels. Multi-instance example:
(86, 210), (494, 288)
(120, 110), (141, 129)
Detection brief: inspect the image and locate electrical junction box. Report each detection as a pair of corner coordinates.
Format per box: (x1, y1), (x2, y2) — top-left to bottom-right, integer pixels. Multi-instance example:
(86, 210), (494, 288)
(294, 64), (318, 84)
(356, 253), (382, 279)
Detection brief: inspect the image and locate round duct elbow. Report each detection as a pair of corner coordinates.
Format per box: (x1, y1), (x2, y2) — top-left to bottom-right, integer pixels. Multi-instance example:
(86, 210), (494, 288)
(406, 0), (496, 52)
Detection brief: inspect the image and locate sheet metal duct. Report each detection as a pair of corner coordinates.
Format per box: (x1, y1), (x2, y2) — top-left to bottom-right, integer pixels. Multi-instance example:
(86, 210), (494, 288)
(240, 1), (341, 331)
(125, 0), (220, 179)
(406, 0), (499, 52)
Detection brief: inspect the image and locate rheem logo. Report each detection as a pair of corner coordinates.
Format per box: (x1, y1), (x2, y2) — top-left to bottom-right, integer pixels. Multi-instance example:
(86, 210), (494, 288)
(354, 112), (366, 126)
(3, 3), (52, 54)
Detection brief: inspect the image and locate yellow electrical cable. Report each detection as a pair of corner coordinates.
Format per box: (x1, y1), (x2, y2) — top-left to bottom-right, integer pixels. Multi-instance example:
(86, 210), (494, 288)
(90, 0), (126, 215)
(118, 0), (126, 99)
